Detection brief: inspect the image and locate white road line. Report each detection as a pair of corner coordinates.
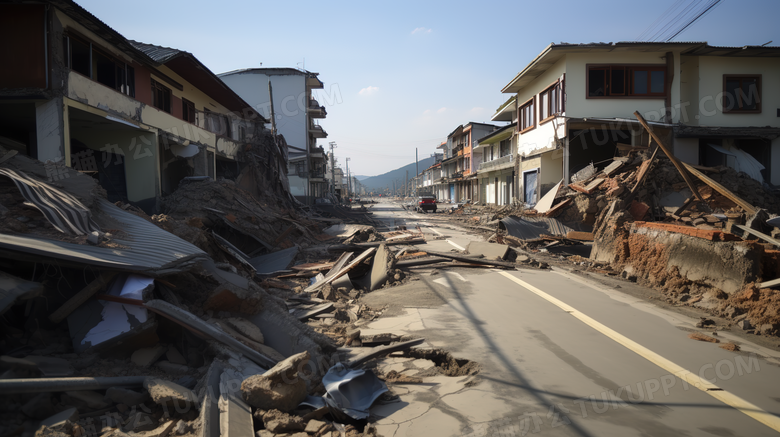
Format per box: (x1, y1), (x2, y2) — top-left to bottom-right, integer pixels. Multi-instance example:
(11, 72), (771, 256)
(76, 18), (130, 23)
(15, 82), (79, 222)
(446, 240), (466, 251)
(429, 227), (444, 236)
(496, 270), (780, 433)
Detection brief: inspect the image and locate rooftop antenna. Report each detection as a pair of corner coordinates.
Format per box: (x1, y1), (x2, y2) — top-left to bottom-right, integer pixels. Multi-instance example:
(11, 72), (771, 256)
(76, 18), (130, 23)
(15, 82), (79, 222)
(297, 58), (305, 70)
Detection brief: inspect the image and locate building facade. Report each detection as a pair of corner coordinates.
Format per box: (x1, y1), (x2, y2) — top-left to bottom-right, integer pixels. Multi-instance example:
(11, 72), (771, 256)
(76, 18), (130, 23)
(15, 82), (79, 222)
(0, 1), (265, 213)
(219, 68), (329, 204)
(498, 42), (780, 205)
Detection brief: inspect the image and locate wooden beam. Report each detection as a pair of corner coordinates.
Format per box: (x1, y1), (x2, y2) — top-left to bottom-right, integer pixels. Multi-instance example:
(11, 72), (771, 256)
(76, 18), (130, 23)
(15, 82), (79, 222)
(633, 111), (703, 201)
(49, 272), (117, 323)
(683, 164), (757, 216)
(734, 224), (780, 247)
(760, 278), (780, 289)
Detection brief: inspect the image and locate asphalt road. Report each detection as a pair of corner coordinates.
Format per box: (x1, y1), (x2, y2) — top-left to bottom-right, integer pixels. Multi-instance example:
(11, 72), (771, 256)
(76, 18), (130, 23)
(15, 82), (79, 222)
(360, 199), (780, 437)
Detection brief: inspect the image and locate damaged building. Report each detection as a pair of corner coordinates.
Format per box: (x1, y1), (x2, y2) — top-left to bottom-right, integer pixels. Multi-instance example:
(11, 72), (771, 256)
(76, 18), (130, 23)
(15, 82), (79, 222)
(0, 0), (280, 214)
(494, 41), (780, 205)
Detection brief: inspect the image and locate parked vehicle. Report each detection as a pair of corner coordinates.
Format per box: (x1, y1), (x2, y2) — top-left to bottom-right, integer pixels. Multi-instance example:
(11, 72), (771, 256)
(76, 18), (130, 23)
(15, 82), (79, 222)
(417, 196), (437, 213)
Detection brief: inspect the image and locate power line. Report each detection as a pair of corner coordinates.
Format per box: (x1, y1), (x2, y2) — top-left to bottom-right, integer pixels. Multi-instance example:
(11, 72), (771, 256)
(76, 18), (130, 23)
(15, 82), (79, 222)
(665, 0), (722, 41)
(636, 0), (687, 41)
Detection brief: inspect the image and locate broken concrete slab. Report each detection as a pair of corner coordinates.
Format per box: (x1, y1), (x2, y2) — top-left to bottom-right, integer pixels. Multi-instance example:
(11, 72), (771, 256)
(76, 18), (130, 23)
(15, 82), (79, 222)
(240, 351), (309, 412)
(21, 393), (56, 419)
(249, 246), (299, 275)
(166, 345), (187, 366)
(40, 407), (79, 430)
(0, 376), (148, 394)
(466, 241), (510, 261)
(105, 387), (148, 406)
(222, 318), (265, 344)
(218, 369), (254, 437)
(197, 360), (224, 437)
(534, 180), (563, 214)
(143, 378), (199, 411)
(131, 345), (168, 368)
(0, 271), (44, 316)
(210, 319), (286, 363)
(123, 411), (157, 433)
(363, 243), (392, 292)
(261, 410), (305, 434)
(156, 360), (189, 374)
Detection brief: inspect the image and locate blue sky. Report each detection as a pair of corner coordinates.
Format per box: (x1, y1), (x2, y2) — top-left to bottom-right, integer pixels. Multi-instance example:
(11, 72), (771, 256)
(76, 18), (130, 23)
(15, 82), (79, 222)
(76, 0), (779, 176)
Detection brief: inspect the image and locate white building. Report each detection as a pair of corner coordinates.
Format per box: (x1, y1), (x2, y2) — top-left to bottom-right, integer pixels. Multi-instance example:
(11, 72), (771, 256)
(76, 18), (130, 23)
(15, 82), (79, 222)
(498, 42), (780, 204)
(219, 68), (329, 203)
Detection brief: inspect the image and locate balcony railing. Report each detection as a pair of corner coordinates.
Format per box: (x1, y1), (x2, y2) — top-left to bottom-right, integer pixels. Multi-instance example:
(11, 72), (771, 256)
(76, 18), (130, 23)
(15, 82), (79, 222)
(478, 154), (514, 172)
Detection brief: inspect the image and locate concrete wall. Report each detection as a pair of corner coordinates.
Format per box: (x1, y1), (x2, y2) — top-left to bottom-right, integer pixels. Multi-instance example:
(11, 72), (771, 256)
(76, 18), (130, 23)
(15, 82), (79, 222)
(220, 72), (308, 149)
(679, 55), (699, 125)
(540, 150), (563, 189)
(564, 51), (675, 122)
(695, 56), (780, 128)
(517, 117), (565, 157)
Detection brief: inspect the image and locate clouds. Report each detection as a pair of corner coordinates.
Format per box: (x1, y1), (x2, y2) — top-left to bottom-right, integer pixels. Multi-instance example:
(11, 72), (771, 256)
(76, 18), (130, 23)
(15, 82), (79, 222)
(411, 27), (433, 35)
(437, 107), (447, 114)
(358, 86), (379, 96)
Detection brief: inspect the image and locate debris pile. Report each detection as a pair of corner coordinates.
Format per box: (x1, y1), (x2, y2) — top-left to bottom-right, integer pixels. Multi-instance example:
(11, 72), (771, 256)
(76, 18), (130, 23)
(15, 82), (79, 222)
(0, 146), (449, 437)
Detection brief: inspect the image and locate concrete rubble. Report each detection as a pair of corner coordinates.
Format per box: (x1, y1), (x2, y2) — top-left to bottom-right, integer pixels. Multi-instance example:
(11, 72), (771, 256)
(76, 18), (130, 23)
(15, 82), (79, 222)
(0, 145), (463, 437)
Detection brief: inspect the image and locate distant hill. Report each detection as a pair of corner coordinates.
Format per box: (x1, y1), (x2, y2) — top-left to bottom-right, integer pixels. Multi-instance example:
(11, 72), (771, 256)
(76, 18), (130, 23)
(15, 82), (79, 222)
(359, 157), (436, 191)
(354, 175), (370, 181)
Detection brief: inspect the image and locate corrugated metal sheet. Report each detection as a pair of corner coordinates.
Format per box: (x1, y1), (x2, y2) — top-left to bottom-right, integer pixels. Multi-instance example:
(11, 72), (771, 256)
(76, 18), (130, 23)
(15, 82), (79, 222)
(0, 199), (207, 275)
(0, 168), (98, 235)
(128, 40), (183, 63)
(499, 215), (574, 240)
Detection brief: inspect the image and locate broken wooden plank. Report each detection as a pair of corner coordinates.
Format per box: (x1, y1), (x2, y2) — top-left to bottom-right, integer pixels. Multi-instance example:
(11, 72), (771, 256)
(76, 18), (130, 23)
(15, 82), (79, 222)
(566, 231), (594, 241)
(273, 225), (296, 246)
(634, 111), (703, 201)
(602, 160), (625, 177)
(544, 198), (572, 217)
(734, 225), (780, 247)
(295, 303), (335, 320)
(760, 278), (780, 289)
(422, 250), (517, 269)
(49, 272), (117, 324)
(304, 248), (375, 293)
(683, 164), (757, 216)
(584, 178), (605, 193)
(347, 338), (426, 368)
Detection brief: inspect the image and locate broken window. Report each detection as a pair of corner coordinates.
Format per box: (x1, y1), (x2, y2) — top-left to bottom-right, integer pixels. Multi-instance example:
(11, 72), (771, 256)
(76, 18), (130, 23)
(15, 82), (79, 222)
(63, 36), (134, 96)
(151, 79), (171, 113)
(519, 98), (535, 133)
(587, 65), (665, 97)
(723, 75), (761, 113)
(182, 98), (195, 123)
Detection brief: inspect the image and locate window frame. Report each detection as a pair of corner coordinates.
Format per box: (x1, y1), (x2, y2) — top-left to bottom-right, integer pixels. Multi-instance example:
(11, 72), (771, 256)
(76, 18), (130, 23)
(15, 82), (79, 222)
(586, 64), (667, 99)
(182, 98), (195, 123)
(539, 79), (564, 124)
(518, 97), (536, 134)
(722, 74), (762, 114)
(151, 78), (172, 113)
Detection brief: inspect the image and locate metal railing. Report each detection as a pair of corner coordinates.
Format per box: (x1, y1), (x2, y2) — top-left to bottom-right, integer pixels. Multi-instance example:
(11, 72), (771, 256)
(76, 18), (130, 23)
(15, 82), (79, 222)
(478, 154), (514, 171)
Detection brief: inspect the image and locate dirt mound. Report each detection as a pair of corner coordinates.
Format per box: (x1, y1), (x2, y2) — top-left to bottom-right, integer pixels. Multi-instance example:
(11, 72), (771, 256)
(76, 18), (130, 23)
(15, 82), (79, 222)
(718, 284), (780, 331)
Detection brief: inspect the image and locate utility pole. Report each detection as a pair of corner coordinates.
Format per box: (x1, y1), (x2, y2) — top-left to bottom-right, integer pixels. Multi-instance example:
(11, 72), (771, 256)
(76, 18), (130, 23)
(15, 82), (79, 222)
(328, 141), (337, 195)
(415, 148), (419, 198)
(345, 157), (351, 199)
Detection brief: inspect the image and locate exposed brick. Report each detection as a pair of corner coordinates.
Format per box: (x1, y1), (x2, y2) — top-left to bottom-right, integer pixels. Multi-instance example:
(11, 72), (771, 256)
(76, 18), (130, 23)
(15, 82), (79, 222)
(628, 201), (650, 221)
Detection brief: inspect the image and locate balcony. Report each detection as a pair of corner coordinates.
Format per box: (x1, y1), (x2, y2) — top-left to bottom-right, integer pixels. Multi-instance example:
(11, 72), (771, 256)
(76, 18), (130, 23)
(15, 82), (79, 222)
(478, 154), (514, 172)
(309, 123), (328, 138)
(309, 98), (327, 119)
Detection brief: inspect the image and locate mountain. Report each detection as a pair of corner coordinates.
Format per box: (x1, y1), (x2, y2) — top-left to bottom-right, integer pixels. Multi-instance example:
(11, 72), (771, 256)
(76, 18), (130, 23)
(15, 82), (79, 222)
(359, 157), (436, 191)
(354, 175), (371, 181)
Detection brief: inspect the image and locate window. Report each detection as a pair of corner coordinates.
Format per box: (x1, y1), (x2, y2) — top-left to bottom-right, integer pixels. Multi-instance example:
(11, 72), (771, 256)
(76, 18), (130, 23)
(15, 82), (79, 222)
(239, 126), (246, 142)
(723, 75), (761, 113)
(182, 99), (195, 123)
(587, 65), (665, 97)
(540, 81), (564, 121)
(68, 37), (91, 77)
(151, 79), (171, 113)
(64, 36), (134, 97)
(519, 97), (535, 132)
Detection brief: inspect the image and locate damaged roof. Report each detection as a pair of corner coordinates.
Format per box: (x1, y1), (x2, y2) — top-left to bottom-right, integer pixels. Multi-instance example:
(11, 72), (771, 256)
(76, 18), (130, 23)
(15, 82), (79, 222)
(0, 198), (208, 275)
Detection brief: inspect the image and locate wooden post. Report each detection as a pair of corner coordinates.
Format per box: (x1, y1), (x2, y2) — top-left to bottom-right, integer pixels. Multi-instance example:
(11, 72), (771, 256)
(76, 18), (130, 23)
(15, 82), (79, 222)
(49, 272), (117, 323)
(633, 111), (703, 201)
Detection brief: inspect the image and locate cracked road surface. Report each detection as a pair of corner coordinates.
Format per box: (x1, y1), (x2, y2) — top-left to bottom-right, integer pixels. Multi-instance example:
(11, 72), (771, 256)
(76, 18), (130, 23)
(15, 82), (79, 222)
(361, 200), (780, 437)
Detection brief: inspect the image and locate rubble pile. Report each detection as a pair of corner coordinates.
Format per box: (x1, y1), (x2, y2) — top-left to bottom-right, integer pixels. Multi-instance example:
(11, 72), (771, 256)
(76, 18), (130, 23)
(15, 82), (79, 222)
(0, 151), (441, 437)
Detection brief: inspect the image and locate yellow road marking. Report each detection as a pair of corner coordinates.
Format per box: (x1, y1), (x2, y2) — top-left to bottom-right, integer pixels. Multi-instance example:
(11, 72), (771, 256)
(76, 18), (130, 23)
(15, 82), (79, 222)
(497, 271), (780, 433)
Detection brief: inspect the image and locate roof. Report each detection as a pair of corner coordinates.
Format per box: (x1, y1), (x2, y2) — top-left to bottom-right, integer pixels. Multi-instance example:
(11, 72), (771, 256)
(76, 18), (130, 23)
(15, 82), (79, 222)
(502, 41), (780, 94)
(219, 68), (325, 89)
(129, 41), (265, 120)
(476, 123), (515, 147)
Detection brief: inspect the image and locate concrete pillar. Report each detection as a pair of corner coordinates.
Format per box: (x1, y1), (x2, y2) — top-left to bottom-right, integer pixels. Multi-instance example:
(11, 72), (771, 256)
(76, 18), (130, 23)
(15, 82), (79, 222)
(35, 97), (65, 163)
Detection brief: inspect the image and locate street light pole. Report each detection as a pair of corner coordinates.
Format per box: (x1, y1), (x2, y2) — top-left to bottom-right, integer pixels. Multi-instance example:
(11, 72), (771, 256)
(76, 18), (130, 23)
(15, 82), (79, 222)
(345, 157), (351, 199)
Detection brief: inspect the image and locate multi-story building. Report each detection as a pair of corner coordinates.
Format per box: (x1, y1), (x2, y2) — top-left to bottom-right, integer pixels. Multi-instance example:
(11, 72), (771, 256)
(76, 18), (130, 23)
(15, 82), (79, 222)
(219, 68), (329, 204)
(475, 119), (515, 205)
(499, 42), (780, 205)
(445, 122), (498, 203)
(0, 0), (267, 213)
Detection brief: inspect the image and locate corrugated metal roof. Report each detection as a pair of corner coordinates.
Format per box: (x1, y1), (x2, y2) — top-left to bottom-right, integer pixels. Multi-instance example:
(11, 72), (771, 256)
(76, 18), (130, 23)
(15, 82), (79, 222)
(128, 41), (184, 64)
(499, 215), (574, 240)
(0, 199), (208, 275)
